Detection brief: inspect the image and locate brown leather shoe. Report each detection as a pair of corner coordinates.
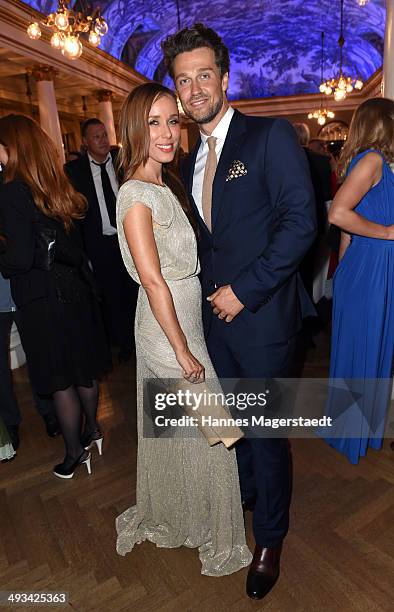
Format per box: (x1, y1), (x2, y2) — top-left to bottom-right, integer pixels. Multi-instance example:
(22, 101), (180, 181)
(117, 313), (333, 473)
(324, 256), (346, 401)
(246, 543), (282, 600)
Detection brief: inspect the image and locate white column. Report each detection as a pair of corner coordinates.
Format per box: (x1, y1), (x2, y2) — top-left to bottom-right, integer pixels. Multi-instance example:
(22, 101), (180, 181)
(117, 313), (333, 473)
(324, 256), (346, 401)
(383, 0), (394, 99)
(97, 90), (117, 146)
(32, 66), (65, 163)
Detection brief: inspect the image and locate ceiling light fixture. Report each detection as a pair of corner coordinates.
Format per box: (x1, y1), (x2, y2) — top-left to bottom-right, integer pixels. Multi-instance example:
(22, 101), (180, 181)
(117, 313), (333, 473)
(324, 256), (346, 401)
(308, 32), (335, 126)
(319, 0), (363, 101)
(27, 1), (109, 60)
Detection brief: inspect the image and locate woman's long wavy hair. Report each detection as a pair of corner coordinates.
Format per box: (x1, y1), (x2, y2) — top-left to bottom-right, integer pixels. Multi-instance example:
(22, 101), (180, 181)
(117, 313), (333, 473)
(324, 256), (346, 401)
(117, 82), (198, 236)
(339, 97), (394, 177)
(0, 114), (86, 231)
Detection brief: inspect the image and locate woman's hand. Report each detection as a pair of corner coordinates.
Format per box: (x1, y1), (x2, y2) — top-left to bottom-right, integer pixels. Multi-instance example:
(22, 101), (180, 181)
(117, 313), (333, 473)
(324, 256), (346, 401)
(175, 346), (205, 383)
(386, 225), (394, 240)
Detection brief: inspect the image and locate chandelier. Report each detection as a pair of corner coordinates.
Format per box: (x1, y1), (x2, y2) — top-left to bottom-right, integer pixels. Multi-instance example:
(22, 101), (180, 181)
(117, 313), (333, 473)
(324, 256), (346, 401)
(308, 107), (335, 126)
(308, 32), (335, 126)
(27, 1), (109, 60)
(358, 0), (369, 5)
(319, 0), (363, 101)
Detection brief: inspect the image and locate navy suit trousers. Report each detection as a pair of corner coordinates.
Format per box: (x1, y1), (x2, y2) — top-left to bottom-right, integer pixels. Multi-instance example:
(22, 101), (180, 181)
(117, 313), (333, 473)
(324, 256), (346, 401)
(206, 314), (295, 547)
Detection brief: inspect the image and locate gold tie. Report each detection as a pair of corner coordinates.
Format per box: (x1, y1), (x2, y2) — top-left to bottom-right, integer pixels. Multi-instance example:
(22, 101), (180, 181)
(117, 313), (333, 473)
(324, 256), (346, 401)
(201, 136), (217, 232)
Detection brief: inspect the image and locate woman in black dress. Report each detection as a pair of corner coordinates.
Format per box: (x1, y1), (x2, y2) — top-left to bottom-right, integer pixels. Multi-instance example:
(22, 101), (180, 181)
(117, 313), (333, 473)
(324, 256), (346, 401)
(0, 114), (110, 478)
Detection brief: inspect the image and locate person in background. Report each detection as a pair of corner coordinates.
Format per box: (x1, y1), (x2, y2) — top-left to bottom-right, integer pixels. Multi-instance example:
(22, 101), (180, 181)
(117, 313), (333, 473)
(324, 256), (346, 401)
(0, 114), (110, 478)
(0, 168), (59, 449)
(324, 98), (394, 464)
(309, 138), (338, 196)
(66, 151), (82, 163)
(0, 266), (19, 455)
(0, 271), (61, 448)
(308, 138), (327, 156)
(65, 119), (138, 363)
(293, 124), (332, 239)
(293, 123), (333, 338)
(0, 221), (15, 462)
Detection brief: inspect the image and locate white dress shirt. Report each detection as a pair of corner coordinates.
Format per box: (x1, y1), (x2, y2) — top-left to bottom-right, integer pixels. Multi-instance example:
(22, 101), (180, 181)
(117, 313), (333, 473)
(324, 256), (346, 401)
(88, 153), (119, 236)
(192, 106), (234, 219)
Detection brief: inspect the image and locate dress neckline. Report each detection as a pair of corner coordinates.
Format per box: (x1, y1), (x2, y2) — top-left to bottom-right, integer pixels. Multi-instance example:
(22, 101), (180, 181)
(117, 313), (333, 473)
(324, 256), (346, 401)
(131, 179), (168, 188)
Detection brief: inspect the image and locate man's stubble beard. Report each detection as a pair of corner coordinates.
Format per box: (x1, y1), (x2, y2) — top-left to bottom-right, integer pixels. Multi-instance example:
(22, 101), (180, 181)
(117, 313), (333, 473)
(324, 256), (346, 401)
(182, 95), (224, 125)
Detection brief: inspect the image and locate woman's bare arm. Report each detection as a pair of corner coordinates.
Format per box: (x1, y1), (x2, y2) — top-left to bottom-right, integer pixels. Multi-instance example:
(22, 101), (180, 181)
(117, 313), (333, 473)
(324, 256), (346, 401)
(328, 152), (394, 240)
(123, 203), (203, 381)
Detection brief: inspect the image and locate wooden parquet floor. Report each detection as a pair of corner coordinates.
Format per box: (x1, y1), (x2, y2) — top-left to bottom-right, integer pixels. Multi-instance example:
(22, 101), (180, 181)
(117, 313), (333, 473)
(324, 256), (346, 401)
(1, 328), (393, 612)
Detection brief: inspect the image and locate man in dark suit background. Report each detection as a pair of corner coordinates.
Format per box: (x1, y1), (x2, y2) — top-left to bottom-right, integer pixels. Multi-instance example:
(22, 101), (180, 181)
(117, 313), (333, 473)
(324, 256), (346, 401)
(163, 24), (316, 600)
(293, 124), (332, 235)
(293, 124), (333, 313)
(65, 119), (137, 362)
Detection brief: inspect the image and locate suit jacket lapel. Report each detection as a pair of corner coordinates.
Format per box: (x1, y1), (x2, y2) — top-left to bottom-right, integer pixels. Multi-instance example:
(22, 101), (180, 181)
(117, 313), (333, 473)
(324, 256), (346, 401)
(186, 113), (248, 236)
(80, 154), (95, 192)
(78, 155), (101, 222)
(211, 110), (247, 230)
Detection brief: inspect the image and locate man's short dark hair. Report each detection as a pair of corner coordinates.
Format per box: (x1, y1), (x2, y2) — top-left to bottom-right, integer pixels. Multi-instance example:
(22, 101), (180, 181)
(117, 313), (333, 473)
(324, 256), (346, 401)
(162, 23), (230, 80)
(81, 117), (104, 139)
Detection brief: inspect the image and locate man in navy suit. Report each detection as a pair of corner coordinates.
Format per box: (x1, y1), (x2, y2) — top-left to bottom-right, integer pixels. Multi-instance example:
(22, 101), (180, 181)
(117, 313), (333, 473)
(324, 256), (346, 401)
(65, 119), (138, 362)
(163, 24), (316, 599)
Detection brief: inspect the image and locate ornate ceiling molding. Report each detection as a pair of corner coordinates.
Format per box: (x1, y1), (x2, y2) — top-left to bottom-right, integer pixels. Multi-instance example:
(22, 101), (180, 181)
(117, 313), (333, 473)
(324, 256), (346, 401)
(0, 0), (384, 120)
(232, 67), (382, 117)
(28, 64), (57, 82)
(0, 0), (147, 97)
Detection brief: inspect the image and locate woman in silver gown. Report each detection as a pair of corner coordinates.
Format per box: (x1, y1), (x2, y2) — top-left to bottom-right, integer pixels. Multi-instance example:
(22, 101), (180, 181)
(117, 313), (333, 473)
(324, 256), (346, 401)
(115, 82), (251, 576)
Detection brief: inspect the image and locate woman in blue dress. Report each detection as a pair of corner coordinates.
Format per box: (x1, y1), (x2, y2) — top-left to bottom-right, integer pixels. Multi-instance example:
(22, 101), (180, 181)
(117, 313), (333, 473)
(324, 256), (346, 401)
(324, 98), (394, 464)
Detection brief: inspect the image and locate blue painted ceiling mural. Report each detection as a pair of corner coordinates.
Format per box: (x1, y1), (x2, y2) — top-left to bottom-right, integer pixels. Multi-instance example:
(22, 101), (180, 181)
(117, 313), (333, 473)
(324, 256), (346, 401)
(23, 0), (386, 99)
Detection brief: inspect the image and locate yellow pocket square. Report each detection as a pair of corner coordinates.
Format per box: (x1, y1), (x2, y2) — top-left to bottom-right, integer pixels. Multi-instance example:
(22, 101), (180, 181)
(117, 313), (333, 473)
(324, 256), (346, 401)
(225, 160), (248, 182)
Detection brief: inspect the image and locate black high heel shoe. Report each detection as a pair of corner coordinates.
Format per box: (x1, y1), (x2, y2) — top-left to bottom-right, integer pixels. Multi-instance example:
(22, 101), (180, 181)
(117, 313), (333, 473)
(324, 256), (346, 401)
(82, 429), (103, 456)
(53, 450), (92, 479)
